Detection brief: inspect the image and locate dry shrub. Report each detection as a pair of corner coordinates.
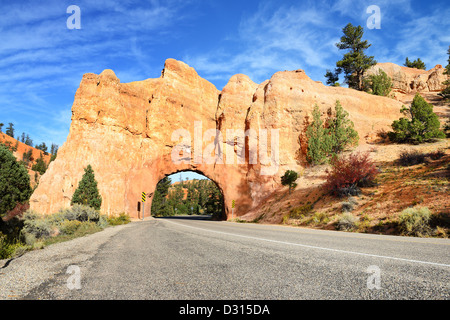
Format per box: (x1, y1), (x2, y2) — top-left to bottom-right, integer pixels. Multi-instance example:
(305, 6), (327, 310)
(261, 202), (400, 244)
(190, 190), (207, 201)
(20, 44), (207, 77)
(289, 203), (313, 219)
(398, 207), (431, 237)
(58, 220), (82, 235)
(428, 150), (445, 160)
(398, 150), (426, 166)
(336, 213), (359, 231)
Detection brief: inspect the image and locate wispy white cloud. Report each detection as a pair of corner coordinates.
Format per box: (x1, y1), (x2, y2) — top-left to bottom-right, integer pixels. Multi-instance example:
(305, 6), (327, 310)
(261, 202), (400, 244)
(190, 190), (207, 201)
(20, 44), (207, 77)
(392, 7), (450, 68)
(331, 0), (413, 21)
(184, 1), (339, 87)
(185, 0), (449, 89)
(0, 0), (194, 146)
(33, 108), (72, 148)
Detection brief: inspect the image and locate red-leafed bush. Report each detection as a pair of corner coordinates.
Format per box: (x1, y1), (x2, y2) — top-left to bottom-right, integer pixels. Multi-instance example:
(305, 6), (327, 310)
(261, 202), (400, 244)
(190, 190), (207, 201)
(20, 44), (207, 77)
(2, 202), (30, 222)
(324, 152), (378, 197)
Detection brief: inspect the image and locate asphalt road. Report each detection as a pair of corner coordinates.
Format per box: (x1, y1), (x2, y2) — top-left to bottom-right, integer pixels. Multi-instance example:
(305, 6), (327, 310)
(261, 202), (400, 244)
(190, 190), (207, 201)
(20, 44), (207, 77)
(4, 216), (450, 300)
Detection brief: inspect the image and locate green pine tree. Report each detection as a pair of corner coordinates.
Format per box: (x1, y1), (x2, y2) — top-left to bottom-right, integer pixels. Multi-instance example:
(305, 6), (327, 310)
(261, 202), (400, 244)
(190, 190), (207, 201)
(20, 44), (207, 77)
(50, 143), (59, 162)
(389, 93), (445, 144)
(0, 145), (32, 218)
(22, 149), (33, 166)
(305, 102), (358, 165)
(281, 170), (298, 194)
(35, 142), (48, 154)
(205, 184), (223, 220)
(5, 123), (14, 138)
(404, 57), (426, 70)
(151, 176), (172, 216)
(306, 104), (332, 165)
(327, 100), (359, 154)
(324, 69), (340, 86)
(335, 23), (377, 91)
(439, 46), (450, 100)
(366, 69), (393, 96)
(71, 164), (102, 210)
(31, 155), (47, 175)
(151, 189), (166, 216)
(167, 182), (185, 215)
(197, 180), (208, 209)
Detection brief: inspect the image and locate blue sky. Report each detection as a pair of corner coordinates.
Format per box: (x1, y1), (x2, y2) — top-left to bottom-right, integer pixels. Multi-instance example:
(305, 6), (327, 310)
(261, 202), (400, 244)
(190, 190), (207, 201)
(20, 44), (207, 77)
(169, 171), (208, 182)
(0, 0), (449, 150)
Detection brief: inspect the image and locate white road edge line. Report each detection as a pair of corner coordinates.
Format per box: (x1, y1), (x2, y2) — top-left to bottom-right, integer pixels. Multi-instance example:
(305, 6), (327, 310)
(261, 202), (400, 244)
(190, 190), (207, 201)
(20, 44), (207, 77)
(163, 219), (450, 268)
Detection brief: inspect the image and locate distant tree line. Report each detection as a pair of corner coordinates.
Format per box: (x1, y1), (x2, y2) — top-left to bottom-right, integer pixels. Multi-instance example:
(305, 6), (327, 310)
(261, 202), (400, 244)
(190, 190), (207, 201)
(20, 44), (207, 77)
(0, 121), (59, 177)
(151, 177), (224, 220)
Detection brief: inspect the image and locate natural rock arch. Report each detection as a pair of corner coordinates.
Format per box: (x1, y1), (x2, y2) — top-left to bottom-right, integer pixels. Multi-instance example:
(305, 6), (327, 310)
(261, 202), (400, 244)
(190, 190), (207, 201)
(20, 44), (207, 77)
(126, 157), (237, 220)
(30, 59), (404, 219)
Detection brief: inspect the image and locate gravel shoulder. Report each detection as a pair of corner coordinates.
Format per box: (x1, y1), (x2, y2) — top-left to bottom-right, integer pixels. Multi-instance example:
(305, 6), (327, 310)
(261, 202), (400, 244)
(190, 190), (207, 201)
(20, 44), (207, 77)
(0, 221), (135, 300)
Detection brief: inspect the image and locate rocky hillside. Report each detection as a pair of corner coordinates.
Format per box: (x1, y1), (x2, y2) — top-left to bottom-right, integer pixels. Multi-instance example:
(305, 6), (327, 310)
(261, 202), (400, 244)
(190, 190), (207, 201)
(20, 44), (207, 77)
(240, 139), (449, 235)
(239, 62), (449, 236)
(0, 132), (52, 187)
(366, 63), (448, 122)
(366, 63), (446, 99)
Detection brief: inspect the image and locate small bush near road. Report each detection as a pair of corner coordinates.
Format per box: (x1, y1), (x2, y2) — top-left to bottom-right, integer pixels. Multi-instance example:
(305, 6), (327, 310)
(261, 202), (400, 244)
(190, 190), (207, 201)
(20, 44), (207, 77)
(69, 204), (100, 222)
(107, 213), (131, 226)
(341, 197), (358, 212)
(0, 206), (131, 260)
(335, 213), (359, 231)
(289, 203), (313, 219)
(0, 232), (25, 259)
(20, 206), (104, 247)
(398, 207), (432, 237)
(58, 220), (83, 235)
(22, 211), (53, 239)
(311, 211), (329, 225)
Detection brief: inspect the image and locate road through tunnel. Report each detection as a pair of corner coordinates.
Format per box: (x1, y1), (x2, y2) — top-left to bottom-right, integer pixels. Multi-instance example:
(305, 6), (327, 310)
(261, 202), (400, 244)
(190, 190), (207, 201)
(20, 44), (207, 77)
(148, 170), (225, 220)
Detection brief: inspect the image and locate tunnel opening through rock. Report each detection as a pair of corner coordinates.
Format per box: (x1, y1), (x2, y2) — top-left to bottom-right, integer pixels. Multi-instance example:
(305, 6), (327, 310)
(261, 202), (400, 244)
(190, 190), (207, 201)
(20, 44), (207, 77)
(150, 170), (225, 220)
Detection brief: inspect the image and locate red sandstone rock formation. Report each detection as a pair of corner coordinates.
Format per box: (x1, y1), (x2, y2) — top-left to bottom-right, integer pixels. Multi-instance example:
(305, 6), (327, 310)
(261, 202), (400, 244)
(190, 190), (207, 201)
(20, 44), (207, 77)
(30, 59), (405, 219)
(366, 62), (446, 101)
